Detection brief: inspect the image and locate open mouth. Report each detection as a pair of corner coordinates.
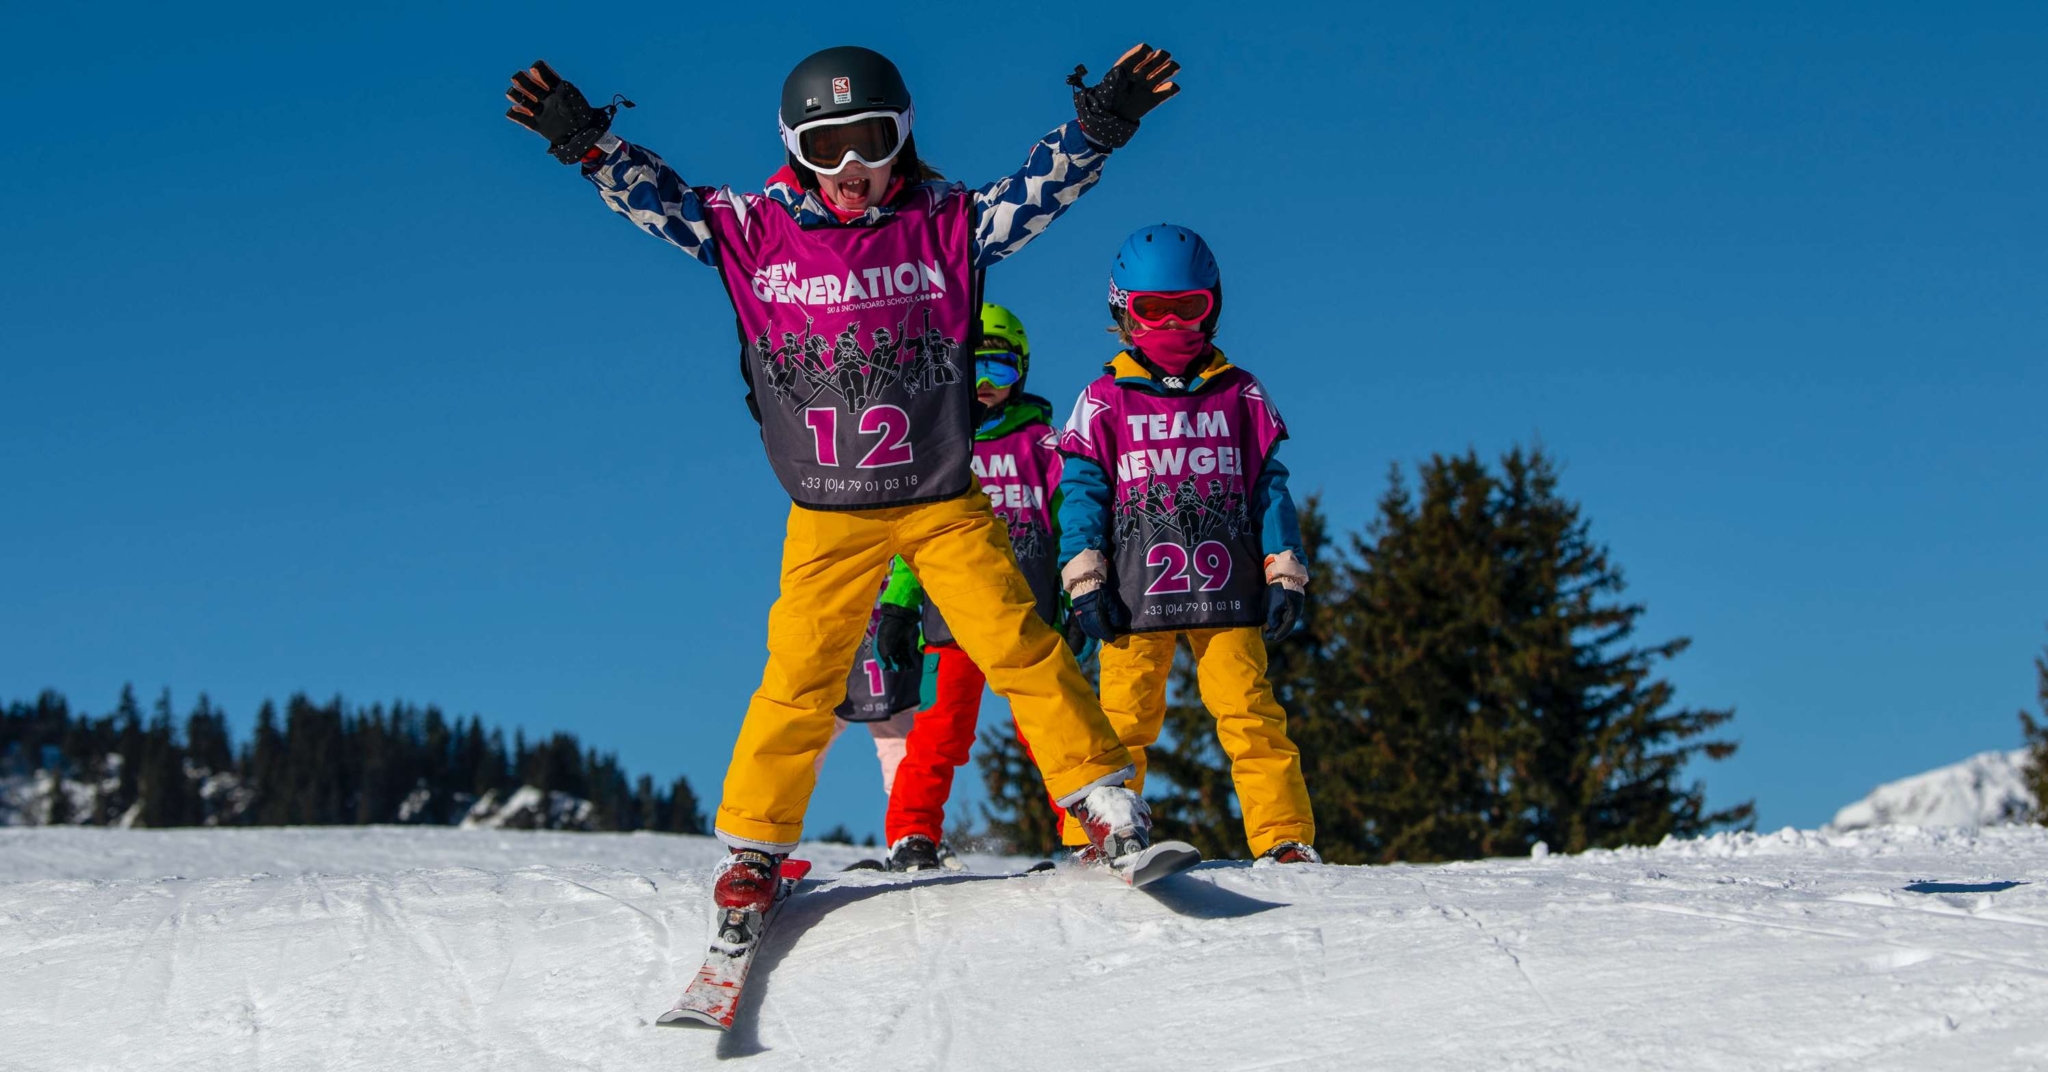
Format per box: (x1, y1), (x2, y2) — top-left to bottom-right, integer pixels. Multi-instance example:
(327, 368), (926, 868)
(835, 176), (871, 205)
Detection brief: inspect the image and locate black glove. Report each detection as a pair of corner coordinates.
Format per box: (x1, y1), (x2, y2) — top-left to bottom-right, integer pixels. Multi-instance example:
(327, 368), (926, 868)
(1263, 583), (1304, 643)
(1061, 604), (1101, 662)
(1067, 44), (1182, 150)
(873, 603), (923, 672)
(1070, 589), (1128, 643)
(504, 60), (632, 165)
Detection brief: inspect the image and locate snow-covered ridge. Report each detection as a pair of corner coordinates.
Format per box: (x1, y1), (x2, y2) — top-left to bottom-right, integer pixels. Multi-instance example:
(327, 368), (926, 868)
(0, 764), (604, 831)
(1830, 748), (2036, 831)
(5, 825), (2046, 1070)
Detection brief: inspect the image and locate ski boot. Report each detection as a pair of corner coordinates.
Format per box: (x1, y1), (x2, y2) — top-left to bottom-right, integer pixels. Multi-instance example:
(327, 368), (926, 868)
(936, 841), (967, 872)
(1067, 786), (1153, 866)
(1253, 841), (1322, 867)
(712, 849), (785, 913)
(886, 834), (942, 872)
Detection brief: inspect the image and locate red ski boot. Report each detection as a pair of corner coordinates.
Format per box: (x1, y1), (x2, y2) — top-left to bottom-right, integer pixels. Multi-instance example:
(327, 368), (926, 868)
(711, 849), (783, 913)
(1067, 786), (1153, 865)
(1254, 841), (1322, 867)
(1068, 786), (1202, 887)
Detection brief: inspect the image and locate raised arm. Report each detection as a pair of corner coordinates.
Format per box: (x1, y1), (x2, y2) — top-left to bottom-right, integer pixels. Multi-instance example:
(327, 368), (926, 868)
(503, 60), (720, 267)
(970, 123), (1109, 270)
(584, 138), (721, 267)
(971, 45), (1182, 270)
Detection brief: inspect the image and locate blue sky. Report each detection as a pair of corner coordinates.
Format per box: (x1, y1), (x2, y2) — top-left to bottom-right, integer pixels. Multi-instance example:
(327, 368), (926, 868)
(4, 2), (2043, 839)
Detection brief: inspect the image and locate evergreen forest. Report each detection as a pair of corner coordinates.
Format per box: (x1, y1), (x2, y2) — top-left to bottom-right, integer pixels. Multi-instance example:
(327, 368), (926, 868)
(0, 688), (705, 833)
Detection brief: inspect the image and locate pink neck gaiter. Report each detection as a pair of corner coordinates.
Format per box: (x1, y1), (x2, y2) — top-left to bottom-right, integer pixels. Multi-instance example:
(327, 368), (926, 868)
(1132, 327), (1213, 376)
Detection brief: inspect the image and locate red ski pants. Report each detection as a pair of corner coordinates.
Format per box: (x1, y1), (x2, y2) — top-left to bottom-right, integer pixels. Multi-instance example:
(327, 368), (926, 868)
(885, 642), (1068, 843)
(885, 643), (984, 844)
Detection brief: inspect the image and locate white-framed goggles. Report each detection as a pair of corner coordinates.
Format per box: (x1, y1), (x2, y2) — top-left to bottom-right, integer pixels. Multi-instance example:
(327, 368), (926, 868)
(778, 106), (915, 176)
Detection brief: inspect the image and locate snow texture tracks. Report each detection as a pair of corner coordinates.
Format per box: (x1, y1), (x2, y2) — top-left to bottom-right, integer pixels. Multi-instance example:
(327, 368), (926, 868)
(3, 825), (2047, 1070)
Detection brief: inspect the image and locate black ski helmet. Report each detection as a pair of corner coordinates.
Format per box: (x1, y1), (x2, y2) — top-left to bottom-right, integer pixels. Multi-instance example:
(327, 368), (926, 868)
(780, 46), (913, 129)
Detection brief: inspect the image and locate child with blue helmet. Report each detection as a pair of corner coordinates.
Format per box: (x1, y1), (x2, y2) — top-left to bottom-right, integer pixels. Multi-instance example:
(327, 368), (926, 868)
(1056, 224), (1319, 865)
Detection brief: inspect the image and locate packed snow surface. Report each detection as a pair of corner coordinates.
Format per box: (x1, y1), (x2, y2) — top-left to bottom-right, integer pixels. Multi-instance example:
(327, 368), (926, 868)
(5, 826), (2048, 1070)
(1832, 748), (2036, 831)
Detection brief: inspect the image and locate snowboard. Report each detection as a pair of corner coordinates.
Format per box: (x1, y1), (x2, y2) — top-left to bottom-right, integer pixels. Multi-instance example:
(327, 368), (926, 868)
(657, 858), (813, 1030)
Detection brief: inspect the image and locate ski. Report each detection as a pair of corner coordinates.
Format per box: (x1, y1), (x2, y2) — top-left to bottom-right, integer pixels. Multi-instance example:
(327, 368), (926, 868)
(656, 858), (814, 1030)
(1111, 840), (1201, 888)
(842, 858), (884, 871)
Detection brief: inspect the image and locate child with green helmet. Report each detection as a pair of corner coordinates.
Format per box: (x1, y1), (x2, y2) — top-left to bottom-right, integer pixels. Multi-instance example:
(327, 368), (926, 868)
(869, 302), (1079, 870)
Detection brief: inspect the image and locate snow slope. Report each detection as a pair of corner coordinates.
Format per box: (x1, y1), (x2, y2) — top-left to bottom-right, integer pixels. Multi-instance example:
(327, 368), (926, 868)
(5, 826), (2048, 1071)
(1832, 749), (2037, 831)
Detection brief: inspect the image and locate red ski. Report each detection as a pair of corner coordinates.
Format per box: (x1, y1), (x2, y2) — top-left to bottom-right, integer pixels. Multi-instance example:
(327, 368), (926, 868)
(656, 858), (812, 1030)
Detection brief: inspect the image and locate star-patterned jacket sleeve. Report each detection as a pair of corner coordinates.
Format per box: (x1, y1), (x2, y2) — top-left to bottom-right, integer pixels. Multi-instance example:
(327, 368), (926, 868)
(970, 121), (1110, 271)
(582, 135), (722, 268)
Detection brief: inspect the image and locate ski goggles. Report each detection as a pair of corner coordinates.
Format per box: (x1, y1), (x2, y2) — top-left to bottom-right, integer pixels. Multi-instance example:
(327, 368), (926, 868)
(974, 352), (1022, 389)
(1124, 289), (1215, 328)
(778, 107), (914, 176)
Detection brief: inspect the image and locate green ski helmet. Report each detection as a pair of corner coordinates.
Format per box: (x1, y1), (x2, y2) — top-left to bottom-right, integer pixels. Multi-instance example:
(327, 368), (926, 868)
(977, 302), (1032, 390)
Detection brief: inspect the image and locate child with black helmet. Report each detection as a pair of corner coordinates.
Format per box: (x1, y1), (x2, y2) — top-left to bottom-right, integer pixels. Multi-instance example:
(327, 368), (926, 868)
(503, 46), (1186, 917)
(1057, 224), (1320, 865)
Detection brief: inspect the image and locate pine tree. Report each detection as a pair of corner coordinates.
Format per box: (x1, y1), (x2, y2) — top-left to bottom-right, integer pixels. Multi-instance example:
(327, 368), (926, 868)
(2018, 636), (2048, 824)
(665, 775), (706, 835)
(96, 686), (145, 823)
(282, 695), (348, 824)
(135, 688), (195, 827)
(632, 775), (658, 833)
(1123, 449), (1751, 864)
(250, 701), (288, 825)
(352, 704), (386, 823)
(44, 766), (74, 825)
(185, 694), (234, 775)
(418, 706), (453, 822)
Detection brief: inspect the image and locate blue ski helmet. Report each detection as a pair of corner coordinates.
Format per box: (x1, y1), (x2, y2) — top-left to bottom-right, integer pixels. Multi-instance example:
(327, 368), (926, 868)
(1107, 224), (1221, 329)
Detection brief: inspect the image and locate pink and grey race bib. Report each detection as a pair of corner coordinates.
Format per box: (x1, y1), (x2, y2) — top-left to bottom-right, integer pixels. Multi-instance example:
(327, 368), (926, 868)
(1061, 363), (1287, 632)
(703, 184), (978, 509)
(920, 420), (1063, 645)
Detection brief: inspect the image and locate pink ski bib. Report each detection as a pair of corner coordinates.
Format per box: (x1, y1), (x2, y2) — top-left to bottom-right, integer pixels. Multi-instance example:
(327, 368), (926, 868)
(921, 419), (1063, 645)
(1061, 364), (1287, 632)
(702, 183), (977, 509)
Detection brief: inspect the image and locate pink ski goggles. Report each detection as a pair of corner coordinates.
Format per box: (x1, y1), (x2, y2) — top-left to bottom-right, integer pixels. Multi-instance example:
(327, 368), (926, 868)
(1124, 289), (1214, 328)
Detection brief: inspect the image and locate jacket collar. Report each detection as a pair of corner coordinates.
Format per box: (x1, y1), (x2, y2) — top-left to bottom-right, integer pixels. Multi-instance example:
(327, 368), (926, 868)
(765, 166), (911, 226)
(1106, 348), (1237, 395)
(977, 393), (1054, 440)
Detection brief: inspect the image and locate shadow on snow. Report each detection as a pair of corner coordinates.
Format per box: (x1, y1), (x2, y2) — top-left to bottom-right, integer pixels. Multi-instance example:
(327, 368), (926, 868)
(705, 867), (1289, 1057)
(1902, 880), (2028, 894)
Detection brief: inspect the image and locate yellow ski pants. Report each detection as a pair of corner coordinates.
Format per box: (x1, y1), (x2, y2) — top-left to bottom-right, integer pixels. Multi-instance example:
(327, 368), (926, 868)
(1061, 626), (1315, 857)
(716, 487), (1135, 851)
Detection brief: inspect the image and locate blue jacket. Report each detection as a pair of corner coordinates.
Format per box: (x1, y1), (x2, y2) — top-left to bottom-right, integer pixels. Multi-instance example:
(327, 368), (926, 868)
(1057, 351), (1304, 569)
(583, 122), (1111, 271)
